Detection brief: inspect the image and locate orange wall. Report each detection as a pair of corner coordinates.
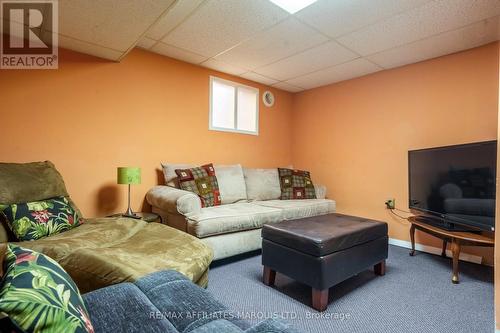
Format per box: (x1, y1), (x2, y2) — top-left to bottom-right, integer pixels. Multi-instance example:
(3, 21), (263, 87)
(0, 48), (293, 217)
(292, 43), (499, 265)
(0, 43), (498, 265)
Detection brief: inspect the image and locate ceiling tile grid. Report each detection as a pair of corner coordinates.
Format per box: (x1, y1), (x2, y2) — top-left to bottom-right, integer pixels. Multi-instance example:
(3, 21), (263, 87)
(146, 0), (205, 41)
(240, 72), (279, 86)
(48, 0), (500, 91)
(295, 0), (433, 38)
(150, 42), (207, 64)
(55, 0), (177, 60)
(254, 40), (359, 81)
(286, 58), (382, 90)
(272, 81), (304, 93)
(337, 0), (500, 56)
(367, 15), (500, 69)
(162, 0), (289, 58)
(201, 58), (248, 75)
(214, 17), (328, 69)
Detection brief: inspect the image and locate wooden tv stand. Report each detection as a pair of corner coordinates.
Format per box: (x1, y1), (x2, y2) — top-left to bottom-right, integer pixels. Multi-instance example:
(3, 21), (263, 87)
(408, 216), (494, 284)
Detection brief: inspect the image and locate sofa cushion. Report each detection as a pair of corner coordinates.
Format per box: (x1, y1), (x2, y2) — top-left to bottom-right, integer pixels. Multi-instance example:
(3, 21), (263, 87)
(0, 161), (83, 243)
(214, 165), (247, 204)
(162, 164), (247, 204)
(0, 161), (70, 206)
(245, 319), (301, 333)
(189, 320), (243, 333)
(176, 164), (221, 208)
(83, 282), (177, 333)
(134, 270), (249, 333)
(1, 196), (83, 241)
(243, 168), (281, 201)
(0, 245), (94, 333)
(162, 163), (196, 188)
(278, 168), (316, 200)
(11, 218), (213, 293)
(253, 199), (335, 220)
(186, 203), (282, 238)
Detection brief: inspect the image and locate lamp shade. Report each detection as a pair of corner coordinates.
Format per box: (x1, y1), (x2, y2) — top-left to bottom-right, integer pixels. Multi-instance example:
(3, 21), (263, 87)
(117, 167), (141, 185)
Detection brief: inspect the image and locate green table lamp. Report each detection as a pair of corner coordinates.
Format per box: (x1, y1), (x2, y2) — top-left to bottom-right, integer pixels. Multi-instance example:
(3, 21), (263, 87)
(117, 167), (141, 218)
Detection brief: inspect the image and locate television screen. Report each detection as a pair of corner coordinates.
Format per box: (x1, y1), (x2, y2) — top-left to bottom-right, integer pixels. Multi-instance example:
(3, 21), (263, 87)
(408, 141), (497, 231)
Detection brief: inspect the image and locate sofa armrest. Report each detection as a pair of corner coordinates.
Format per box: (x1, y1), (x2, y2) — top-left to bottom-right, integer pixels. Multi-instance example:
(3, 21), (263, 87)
(146, 186), (202, 216)
(314, 184), (327, 199)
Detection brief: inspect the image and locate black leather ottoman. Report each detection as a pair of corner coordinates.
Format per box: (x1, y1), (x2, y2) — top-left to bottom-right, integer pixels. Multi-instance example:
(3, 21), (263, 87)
(261, 213), (388, 311)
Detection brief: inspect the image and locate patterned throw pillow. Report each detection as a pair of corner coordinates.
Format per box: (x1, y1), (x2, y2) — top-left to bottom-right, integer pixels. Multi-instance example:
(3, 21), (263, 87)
(175, 164), (221, 207)
(0, 196), (83, 241)
(0, 245), (94, 333)
(278, 168), (317, 200)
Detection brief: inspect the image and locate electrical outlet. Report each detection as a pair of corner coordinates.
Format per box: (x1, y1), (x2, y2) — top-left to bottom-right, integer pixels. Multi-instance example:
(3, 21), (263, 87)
(385, 199), (395, 209)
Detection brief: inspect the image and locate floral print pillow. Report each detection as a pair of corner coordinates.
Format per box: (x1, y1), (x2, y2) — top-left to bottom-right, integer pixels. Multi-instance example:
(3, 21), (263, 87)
(0, 196), (83, 241)
(0, 245), (94, 333)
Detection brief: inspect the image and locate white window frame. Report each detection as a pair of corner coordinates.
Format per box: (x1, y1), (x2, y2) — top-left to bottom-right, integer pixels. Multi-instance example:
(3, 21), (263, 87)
(209, 76), (259, 136)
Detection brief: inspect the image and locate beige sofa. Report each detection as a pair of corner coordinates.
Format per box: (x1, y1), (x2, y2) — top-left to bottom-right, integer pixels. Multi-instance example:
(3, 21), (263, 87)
(147, 164), (336, 260)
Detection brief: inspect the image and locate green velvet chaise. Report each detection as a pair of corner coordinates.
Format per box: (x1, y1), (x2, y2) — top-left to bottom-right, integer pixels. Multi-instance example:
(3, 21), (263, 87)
(0, 161), (213, 293)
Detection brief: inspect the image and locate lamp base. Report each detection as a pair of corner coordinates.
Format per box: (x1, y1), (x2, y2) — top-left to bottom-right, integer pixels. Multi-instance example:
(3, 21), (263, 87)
(122, 213), (141, 219)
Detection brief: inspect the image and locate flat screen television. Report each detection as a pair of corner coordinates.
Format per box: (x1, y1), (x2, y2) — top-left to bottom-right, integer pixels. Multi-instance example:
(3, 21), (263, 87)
(408, 141), (497, 232)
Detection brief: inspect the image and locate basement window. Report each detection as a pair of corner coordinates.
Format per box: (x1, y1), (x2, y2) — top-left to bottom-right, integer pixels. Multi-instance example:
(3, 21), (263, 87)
(209, 76), (259, 135)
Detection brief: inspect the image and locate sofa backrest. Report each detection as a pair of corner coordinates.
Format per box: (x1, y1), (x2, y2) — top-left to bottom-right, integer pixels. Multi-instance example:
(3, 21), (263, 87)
(0, 161), (82, 242)
(243, 168), (281, 201)
(161, 163), (288, 204)
(161, 163), (248, 204)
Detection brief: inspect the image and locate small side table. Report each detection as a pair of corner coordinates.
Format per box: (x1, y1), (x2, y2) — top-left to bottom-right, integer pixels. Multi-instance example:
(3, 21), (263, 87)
(108, 212), (161, 223)
(408, 216), (494, 284)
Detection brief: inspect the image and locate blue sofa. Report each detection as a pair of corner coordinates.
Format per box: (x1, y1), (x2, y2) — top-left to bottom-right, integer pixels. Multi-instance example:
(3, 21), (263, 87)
(83, 270), (299, 333)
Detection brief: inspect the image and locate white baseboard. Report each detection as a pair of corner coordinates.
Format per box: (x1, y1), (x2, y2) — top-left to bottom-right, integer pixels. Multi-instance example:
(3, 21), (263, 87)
(388, 238), (482, 264)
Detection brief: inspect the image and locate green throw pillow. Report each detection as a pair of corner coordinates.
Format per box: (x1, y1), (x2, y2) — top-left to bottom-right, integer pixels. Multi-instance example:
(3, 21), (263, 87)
(0, 196), (83, 241)
(0, 245), (94, 333)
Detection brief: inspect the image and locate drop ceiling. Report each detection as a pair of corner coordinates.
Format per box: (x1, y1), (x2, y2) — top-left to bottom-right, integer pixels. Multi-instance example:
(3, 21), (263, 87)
(37, 0), (500, 92)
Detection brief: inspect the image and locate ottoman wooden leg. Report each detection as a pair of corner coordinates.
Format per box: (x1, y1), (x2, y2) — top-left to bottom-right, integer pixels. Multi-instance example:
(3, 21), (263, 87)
(374, 260), (386, 276)
(263, 266), (276, 286)
(312, 288), (328, 312)
(451, 240), (460, 284)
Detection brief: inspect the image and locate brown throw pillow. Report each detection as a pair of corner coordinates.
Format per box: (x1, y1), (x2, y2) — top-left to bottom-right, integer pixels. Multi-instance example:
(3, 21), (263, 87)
(278, 168), (317, 200)
(175, 164), (221, 207)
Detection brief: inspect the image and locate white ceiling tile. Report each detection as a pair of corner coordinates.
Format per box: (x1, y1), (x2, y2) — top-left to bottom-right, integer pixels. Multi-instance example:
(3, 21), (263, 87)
(55, 0), (176, 52)
(56, 34), (123, 61)
(146, 0), (205, 40)
(296, 0), (431, 38)
(338, 0), (500, 56)
(151, 42), (207, 64)
(255, 41), (359, 81)
(215, 17), (327, 69)
(240, 72), (279, 86)
(136, 37), (157, 50)
(367, 16), (500, 69)
(286, 58), (382, 89)
(201, 59), (248, 75)
(272, 82), (304, 93)
(162, 0), (289, 57)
